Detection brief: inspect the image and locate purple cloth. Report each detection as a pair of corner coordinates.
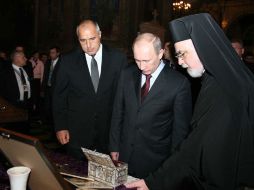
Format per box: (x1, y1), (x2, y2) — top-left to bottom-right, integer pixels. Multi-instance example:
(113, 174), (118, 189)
(0, 150), (136, 190)
(0, 163), (9, 189)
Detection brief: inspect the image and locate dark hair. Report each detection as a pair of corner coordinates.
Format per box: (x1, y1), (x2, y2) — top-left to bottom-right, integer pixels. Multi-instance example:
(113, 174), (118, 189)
(10, 50), (24, 60)
(49, 46), (60, 53)
(32, 50), (39, 55)
(231, 39), (244, 47)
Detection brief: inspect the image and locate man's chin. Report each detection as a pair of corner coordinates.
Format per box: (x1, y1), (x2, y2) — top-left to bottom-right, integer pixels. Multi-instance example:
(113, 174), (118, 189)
(83, 49), (95, 55)
(142, 71), (150, 75)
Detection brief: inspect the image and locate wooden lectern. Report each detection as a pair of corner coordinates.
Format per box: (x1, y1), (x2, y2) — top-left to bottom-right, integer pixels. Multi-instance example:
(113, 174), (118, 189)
(0, 97), (28, 123)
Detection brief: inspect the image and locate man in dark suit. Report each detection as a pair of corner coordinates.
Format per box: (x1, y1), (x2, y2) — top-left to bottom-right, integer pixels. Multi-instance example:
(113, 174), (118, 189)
(0, 51), (32, 133)
(52, 20), (127, 160)
(231, 39), (254, 74)
(109, 33), (192, 178)
(42, 46), (61, 124)
(0, 51), (31, 109)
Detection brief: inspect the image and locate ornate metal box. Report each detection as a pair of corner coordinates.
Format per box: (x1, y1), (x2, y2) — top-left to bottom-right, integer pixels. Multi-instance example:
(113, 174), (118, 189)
(82, 148), (128, 187)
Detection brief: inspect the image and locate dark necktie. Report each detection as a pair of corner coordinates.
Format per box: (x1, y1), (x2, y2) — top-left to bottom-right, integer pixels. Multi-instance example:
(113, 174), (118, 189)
(19, 68), (28, 100)
(141, 74), (152, 102)
(91, 55), (99, 92)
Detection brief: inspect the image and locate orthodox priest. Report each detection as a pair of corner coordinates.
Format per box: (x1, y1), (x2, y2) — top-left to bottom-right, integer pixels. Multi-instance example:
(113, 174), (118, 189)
(126, 13), (254, 190)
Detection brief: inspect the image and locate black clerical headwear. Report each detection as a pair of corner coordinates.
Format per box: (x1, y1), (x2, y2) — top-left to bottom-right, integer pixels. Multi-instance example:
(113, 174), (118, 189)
(169, 13), (254, 112)
(169, 20), (190, 43)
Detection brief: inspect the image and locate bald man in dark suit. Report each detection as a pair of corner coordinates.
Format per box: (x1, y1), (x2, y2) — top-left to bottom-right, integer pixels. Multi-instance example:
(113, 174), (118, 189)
(53, 20), (127, 160)
(109, 33), (192, 178)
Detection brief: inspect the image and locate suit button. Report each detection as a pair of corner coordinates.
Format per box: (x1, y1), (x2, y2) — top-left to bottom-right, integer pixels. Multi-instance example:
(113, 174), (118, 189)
(130, 143), (134, 147)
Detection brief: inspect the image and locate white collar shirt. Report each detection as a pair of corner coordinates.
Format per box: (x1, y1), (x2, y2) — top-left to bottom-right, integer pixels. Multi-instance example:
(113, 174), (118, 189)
(141, 60), (165, 90)
(12, 64), (31, 100)
(85, 44), (102, 77)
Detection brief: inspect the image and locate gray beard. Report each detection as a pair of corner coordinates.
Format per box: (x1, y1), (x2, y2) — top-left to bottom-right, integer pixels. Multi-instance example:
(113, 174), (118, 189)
(187, 67), (204, 78)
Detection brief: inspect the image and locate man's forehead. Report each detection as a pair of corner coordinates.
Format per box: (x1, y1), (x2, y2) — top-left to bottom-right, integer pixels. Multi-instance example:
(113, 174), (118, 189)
(50, 49), (57, 52)
(78, 29), (100, 40)
(79, 23), (97, 33)
(15, 52), (24, 57)
(232, 42), (242, 48)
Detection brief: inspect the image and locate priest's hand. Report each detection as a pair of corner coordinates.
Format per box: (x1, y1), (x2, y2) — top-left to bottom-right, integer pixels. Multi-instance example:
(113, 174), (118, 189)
(125, 179), (149, 190)
(56, 130), (70, 144)
(110, 152), (119, 161)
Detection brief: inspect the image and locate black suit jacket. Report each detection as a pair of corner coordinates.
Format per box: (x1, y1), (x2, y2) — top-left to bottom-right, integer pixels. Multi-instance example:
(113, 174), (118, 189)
(42, 56), (61, 90)
(0, 64), (31, 109)
(52, 45), (127, 153)
(0, 59), (8, 71)
(109, 63), (192, 178)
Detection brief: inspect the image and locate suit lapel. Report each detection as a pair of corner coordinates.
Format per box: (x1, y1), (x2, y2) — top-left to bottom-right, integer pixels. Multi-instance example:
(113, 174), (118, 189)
(10, 67), (21, 98)
(132, 68), (142, 106)
(97, 46), (111, 95)
(77, 49), (96, 94)
(52, 58), (60, 76)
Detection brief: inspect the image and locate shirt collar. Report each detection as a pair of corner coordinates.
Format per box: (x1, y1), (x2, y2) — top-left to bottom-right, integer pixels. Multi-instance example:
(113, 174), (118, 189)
(12, 63), (22, 70)
(52, 57), (59, 63)
(150, 60), (165, 78)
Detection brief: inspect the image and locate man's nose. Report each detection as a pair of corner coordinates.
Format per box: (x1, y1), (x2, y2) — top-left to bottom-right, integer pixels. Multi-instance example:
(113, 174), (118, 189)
(140, 62), (146, 70)
(86, 40), (91, 48)
(178, 59), (184, 65)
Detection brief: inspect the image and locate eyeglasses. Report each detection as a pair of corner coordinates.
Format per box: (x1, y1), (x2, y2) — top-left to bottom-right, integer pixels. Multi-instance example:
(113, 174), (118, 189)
(175, 50), (187, 59)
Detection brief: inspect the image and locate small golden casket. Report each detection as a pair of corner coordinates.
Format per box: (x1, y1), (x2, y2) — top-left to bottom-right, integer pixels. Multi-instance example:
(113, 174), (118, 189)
(81, 147), (128, 187)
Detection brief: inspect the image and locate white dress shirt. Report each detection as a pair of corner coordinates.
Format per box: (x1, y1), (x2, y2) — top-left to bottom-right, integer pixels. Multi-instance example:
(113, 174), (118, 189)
(52, 57), (59, 69)
(85, 44), (102, 77)
(12, 64), (31, 101)
(141, 61), (165, 90)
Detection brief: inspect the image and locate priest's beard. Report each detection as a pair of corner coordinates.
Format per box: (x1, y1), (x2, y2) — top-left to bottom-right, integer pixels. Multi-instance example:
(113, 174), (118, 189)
(187, 67), (204, 78)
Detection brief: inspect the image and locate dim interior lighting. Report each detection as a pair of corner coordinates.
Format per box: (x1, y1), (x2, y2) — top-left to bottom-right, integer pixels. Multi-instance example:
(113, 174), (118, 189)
(173, 1), (191, 11)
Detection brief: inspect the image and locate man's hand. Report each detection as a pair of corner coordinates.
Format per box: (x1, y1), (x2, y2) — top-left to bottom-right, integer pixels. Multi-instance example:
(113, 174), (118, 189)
(110, 152), (119, 161)
(56, 130), (70, 144)
(125, 179), (149, 190)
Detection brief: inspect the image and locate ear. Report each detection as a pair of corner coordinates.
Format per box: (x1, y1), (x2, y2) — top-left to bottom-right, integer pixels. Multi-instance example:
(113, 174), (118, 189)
(242, 48), (245, 55)
(159, 49), (164, 59)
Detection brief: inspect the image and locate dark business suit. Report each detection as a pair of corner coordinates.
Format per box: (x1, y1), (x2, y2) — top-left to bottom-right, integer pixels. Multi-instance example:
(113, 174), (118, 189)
(0, 58), (8, 71)
(41, 57), (61, 123)
(0, 64), (31, 109)
(42, 57), (61, 89)
(109, 63), (192, 178)
(0, 64), (32, 133)
(52, 45), (127, 159)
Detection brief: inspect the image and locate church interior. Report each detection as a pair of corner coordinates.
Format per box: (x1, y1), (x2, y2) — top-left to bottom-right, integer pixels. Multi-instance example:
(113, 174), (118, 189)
(0, 0), (254, 189)
(0, 0), (254, 55)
